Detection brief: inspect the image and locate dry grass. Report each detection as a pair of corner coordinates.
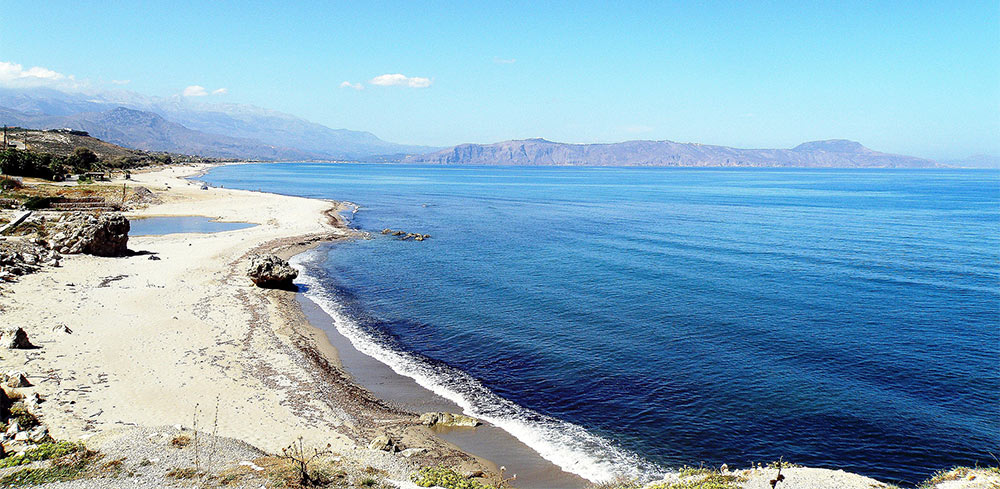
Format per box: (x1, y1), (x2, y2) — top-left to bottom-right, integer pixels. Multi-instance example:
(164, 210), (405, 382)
(170, 435), (192, 448)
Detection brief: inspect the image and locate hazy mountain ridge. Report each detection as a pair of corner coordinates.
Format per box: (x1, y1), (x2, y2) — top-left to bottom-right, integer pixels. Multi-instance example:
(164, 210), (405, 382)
(0, 105), (317, 160)
(404, 138), (941, 168)
(0, 87), (433, 159)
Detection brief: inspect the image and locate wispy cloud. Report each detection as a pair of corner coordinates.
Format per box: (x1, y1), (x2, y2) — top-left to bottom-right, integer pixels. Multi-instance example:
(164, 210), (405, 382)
(369, 73), (432, 88)
(493, 57), (516, 64)
(339, 81), (364, 91)
(0, 60), (81, 89)
(183, 85), (227, 97)
(111, 79), (131, 85)
(182, 85), (208, 97)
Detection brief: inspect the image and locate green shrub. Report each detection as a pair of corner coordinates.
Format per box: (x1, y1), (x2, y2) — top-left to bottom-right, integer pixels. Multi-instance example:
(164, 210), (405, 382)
(8, 405), (40, 430)
(0, 177), (22, 190)
(647, 474), (744, 489)
(22, 196), (55, 210)
(411, 465), (489, 489)
(0, 442), (84, 468)
(0, 448), (98, 487)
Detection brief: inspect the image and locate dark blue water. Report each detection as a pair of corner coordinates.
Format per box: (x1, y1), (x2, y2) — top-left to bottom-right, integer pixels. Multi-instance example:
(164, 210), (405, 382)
(202, 163), (1000, 486)
(129, 216), (255, 235)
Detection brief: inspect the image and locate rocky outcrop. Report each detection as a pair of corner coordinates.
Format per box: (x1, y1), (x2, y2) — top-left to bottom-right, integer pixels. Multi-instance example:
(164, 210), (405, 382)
(418, 412), (481, 427)
(246, 254), (298, 290)
(1, 327), (34, 349)
(47, 212), (130, 256)
(381, 229), (431, 241)
(3, 371), (31, 388)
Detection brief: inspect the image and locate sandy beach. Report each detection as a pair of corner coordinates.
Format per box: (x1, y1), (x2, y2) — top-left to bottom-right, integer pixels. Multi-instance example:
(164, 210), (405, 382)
(0, 164), (498, 485)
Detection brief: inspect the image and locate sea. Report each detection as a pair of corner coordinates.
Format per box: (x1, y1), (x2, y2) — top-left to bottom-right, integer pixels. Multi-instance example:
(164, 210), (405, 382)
(201, 163), (1000, 486)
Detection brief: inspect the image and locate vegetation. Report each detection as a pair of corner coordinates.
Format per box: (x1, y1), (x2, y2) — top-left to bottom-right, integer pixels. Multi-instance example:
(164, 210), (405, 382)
(1, 144), (179, 182)
(279, 436), (333, 487)
(646, 474), (744, 489)
(7, 405), (41, 431)
(0, 450), (99, 487)
(919, 466), (1000, 488)
(0, 441), (86, 469)
(411, 465), (490, 489)
(0, 176), (22, 190)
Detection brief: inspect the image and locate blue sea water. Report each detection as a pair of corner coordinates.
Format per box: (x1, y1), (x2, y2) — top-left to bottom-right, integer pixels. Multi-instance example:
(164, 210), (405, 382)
(202, 163), (1000, 486)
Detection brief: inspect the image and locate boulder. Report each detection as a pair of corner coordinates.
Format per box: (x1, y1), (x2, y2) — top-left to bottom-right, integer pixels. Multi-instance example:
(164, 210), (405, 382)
(399, 447), (427, 458)
(246, 254), (298, 290)
(27, 426), (48, 443)
(4, 371), (30, 388)
(47, 213), (129, 257)
(1, 327), (33, 349)
(0, 388), (9, 419)
(418, 412), (481, 427)
(368, 433), (398, 452)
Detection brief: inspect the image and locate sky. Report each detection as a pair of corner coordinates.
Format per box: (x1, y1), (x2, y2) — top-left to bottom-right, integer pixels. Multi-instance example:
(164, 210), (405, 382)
(1, 0), (998, 159)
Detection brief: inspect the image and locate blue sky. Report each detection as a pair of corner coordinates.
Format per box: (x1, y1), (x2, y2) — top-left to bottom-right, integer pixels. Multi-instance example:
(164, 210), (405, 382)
(1, 1), (997, 158)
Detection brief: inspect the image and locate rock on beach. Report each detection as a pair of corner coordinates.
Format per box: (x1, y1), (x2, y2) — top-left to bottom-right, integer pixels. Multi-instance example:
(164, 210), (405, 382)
(246, 253), (298, 289)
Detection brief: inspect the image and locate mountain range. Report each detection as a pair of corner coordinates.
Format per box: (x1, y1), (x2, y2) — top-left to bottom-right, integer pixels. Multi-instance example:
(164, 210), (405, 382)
(0, 87), (433, 160)
(1, 86), (989, 168)
(403, 138), (942, 168)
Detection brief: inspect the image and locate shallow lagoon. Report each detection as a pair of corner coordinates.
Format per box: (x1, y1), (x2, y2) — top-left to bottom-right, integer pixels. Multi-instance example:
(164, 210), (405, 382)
(129, 216), (255, 236)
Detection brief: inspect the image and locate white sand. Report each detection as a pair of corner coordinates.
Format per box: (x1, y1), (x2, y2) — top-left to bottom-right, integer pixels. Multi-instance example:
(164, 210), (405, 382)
(1, 164), (355, 453)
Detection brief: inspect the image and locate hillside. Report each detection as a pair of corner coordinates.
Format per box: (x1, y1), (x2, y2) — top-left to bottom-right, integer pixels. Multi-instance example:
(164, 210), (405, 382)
(404, 138), (941, 168)
(1, 125), (209, 165)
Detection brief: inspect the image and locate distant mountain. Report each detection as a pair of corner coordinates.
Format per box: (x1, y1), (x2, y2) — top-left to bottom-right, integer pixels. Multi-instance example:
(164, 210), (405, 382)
(0, 87), (434, 159)
(0, 105), (316, 160)
(404, 138), (940, 168)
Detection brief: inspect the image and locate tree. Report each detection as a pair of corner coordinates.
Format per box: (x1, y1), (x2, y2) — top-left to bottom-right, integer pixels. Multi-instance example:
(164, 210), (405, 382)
(69, 147), (99, 172)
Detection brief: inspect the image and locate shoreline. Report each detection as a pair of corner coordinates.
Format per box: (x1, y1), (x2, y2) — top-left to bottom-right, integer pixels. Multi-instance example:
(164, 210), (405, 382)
(0, 163), (503, 486)
(289, 247), (589, 489)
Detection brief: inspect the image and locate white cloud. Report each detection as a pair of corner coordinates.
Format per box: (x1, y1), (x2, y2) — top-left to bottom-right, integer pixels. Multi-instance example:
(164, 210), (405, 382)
(339, 81), (364, 91)
(0, 61), (80, 89)
(369, 73), (431, 88)
(183, 85), (227, 97)
(111, 79), (131, 85)
(183, 85), (208, 97)
(493, 57), (516, 64)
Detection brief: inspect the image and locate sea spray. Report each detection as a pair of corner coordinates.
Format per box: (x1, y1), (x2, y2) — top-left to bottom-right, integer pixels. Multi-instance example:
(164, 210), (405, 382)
(290, 250), (664, 483)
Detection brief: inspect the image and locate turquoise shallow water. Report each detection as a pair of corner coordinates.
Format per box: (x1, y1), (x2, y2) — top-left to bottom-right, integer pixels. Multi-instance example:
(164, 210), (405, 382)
(129, 216), (255, 236)
(203, 163), (1000, 486)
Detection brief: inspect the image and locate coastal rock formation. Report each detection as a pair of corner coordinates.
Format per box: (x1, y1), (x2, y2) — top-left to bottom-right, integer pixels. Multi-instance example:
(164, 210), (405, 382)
(246, 253), (298, 289)
(0, 238), (61, 282)
(47, 212), (130, 256)
(418, 412), (481, 427)
(3, 371), (31, 388)
(381, 229), (431, 241)
(1, 327), (33, 349)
